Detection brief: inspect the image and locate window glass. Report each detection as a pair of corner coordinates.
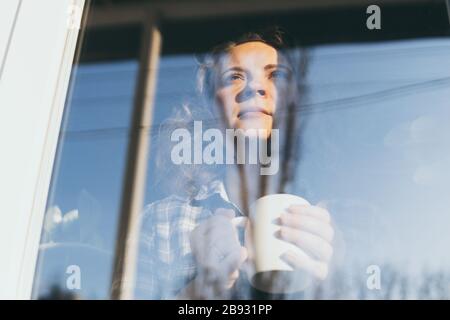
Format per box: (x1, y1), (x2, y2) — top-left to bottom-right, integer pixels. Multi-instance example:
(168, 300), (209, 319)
(140, 38), (450, 300)
(31, 18), (141, 298)
(33, 0), (450, 300)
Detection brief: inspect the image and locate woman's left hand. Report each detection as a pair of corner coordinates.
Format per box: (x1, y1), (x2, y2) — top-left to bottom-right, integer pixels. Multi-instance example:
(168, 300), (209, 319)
(274, 203), (334, 281)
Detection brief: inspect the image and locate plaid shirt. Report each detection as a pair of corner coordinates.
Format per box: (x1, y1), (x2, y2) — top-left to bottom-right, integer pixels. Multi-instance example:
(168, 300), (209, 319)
(134, 179), (245, 299)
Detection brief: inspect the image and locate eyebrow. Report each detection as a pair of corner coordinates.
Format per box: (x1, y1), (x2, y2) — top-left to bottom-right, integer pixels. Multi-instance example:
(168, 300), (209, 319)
(221, 66), (246, 77)
(264, 64), (291, 71)
(221, 64), (291, 76)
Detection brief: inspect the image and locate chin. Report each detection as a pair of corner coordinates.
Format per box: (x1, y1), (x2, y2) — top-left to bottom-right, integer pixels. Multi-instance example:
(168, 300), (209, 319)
(236, 117), (272, 139)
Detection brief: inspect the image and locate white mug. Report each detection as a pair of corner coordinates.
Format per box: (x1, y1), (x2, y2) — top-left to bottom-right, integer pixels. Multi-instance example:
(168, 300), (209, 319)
(233, 193), (313, 293)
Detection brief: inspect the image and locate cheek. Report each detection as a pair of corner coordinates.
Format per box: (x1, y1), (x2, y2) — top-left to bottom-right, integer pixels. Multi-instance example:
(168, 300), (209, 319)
(216, 87), (238, 113)
(272, 84), (290, 110)
(215, 88), (237, 123)
(267, 85), (280, 110)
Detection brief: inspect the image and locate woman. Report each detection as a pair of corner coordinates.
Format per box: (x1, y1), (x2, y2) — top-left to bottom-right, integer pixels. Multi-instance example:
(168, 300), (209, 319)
(134, 28), (335, 300)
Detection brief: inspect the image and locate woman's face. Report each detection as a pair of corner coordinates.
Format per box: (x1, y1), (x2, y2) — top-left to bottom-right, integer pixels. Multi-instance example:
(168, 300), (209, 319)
(215, 41), (292, 138)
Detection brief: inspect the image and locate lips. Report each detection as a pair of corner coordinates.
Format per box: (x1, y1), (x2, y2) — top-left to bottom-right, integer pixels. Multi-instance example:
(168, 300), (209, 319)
(237, 107), (272, 119)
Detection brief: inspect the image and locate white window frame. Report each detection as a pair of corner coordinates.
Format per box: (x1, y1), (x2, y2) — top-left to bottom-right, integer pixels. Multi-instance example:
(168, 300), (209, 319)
(0, 0), (86, 299)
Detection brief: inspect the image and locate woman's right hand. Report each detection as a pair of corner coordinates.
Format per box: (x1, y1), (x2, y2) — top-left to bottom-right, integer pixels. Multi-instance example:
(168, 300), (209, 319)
(182, 208), (248, 299)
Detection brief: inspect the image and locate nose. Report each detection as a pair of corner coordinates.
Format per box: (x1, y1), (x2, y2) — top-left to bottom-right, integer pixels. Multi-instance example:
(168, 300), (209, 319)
(246, 79), (267, 98)
(256, 89), (266, 97)
(236, 76), (269, 103)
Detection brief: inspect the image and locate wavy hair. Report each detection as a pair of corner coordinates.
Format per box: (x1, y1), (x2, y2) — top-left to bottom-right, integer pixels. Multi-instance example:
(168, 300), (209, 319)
(153, 27), (309, 201)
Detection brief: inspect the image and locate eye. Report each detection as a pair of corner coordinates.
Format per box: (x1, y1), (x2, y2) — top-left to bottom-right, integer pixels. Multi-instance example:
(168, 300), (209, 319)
(223, 72), (245, 84)
(269, 69), (290, 81)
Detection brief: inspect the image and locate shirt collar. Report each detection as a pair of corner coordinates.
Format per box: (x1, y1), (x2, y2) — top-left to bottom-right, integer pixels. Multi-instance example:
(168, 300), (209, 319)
(194, 179), (229, 201)
(191, 179), (244, 216)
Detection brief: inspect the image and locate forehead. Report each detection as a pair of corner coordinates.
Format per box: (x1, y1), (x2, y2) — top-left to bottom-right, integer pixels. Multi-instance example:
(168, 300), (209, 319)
(220, 41), (281, 68)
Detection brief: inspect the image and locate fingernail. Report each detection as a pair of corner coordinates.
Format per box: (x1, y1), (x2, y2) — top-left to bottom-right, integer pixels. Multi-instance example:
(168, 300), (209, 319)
(280, 252), (290, 261)
(273, 230), (281, 238)
(286, 206), (296, 213)
(215, 208), (235, 218)
(282, 251), (294, 260)
(272, 217), (281, 225)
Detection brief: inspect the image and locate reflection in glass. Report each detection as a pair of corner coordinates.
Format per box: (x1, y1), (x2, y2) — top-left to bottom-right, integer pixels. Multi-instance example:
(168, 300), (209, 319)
(31, 1), (450, 300)
(137, 35), (450, 299)
(32, 61), (138, 300)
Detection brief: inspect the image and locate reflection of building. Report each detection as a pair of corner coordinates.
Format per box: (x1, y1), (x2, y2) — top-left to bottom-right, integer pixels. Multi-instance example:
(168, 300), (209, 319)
(0, 0), (449, 300)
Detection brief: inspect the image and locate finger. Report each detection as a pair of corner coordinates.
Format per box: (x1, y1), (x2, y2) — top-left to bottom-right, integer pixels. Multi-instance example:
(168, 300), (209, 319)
(229, 270), (240, 281)
(191, 233), (230, 264)
(275, 214), (334, 243)
(203, 213), (234, 232)
(194, 210), (235, 237)
(280, 250), (329, 280)
(192, 222), (242, 267)
(192, 274), (215, 299)
(224, 249), (246, 289)
(204, 222), (241, 245)
(214, 208), (236, 219)
(196, 216), (240, 246)
(240, 246), (248, 263)
(225, 270), (239, 289)
(275, 227), (333, 262)
(203, 237), (240, 265)
(195, 246), (243, 295)
(203, 222), (234, 239)
(212, 245), (247, 280)
(287, 205), (331, 223)
(213, 247), (241, 284)
(199, 233), (242, 266)
(206, 212), (240, 234)
(232, 216), (248, 228)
